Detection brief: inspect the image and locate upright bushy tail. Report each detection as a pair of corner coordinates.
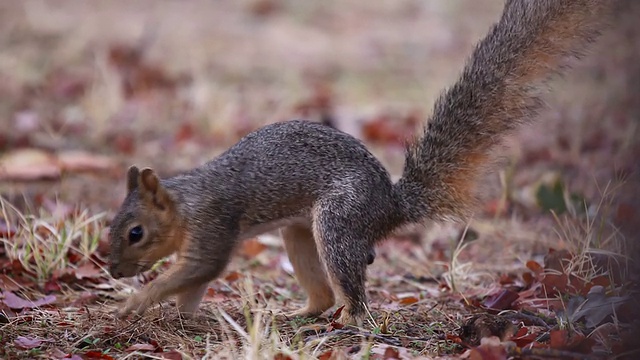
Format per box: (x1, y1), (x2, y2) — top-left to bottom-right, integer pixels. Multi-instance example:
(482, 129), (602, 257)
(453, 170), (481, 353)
(395, 0), (612, 223)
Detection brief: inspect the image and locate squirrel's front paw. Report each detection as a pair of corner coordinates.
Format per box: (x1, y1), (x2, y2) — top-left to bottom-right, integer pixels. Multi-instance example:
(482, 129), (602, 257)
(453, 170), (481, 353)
(116, 293), (151, 319)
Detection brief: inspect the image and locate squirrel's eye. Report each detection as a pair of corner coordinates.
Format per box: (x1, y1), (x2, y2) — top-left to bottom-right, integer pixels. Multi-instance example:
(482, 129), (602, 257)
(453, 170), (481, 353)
(128, 225), (144, 245)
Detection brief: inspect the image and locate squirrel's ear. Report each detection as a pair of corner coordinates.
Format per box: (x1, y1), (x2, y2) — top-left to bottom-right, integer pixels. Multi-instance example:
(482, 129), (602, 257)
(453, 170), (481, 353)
(140, 168), (160, 195)
(139, 167), (172, 210)
(126, 165), (140, 194)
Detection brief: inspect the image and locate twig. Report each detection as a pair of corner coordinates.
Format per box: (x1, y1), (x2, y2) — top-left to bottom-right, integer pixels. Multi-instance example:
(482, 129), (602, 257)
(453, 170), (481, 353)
(305, 328), (403, 347)
(508, 344), (607, 360)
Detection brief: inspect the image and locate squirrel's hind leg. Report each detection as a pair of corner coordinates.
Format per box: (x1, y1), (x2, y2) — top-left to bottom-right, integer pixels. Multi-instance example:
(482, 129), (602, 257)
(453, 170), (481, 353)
(281, 223), (335, 318)
(175, 282), (209, 318)
(312, 201), (370, 327)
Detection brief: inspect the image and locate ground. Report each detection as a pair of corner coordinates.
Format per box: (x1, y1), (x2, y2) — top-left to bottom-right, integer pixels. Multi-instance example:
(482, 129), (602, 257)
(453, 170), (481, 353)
(0, 1), (639, 359)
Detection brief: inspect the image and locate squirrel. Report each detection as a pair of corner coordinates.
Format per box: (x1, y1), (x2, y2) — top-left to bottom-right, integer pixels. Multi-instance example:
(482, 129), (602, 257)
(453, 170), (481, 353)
(108, 0), (610, 326)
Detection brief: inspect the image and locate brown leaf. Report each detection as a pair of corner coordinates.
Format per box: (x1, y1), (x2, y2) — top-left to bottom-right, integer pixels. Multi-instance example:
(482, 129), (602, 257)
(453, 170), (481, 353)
(70, 291), (99, 307)
(1, 291), (56, 309)
(57, 150), (117, 174)
(240, 238), (268, 258)
(317, 350), (334, 360)
(75, 263), (103, 279)
(0, 148), (60, 181)
(525, 260), (543, 275)
(273, 353), (294, 360)
(84, 351), (115, 359)
(482, 289), (519, 310)
(153, 350), (183, 360)
(126, 343), (156, 352)
(14, 336), (49, 349)
(549, 329), (595, 354)
(382, 346), (401, 359)
(398, 296), (419, 306)
(541, 273), (568, 295)
(469, 336), (508, 360)
(224, 271), (243, 283)
(0, 275), (21, 292)
(509, 326), (540, 348)
(43, 279), (62, 293)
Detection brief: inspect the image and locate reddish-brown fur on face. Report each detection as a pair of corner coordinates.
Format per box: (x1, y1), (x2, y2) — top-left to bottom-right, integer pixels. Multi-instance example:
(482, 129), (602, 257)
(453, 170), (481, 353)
(109, 166), (186, 279)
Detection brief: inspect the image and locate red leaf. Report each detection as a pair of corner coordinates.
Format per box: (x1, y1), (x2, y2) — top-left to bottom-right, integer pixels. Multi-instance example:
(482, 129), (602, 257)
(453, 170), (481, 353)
(239, 238), (268, 258)
(317, 350), (334, 360)
(383, 347), (401, 359)
(224, 271), (243, 283)
(526, 260), (543, 275)
(398, 296), (419, 306)
(44, 280), (62, 293)
(482, 289), (519, 310)
(509, 327), (540, 348)
(14, 336), (48, 349)
(541, 273), (568, 295)
(1, 291), (56, 309)
(522, 272), (535, 287)
(549, 330), (595, 354)
(125, 343), (156, 352)
(332, 305), (345, 320)
(83, 351), (115, 359)
(273, 353), (294, 360)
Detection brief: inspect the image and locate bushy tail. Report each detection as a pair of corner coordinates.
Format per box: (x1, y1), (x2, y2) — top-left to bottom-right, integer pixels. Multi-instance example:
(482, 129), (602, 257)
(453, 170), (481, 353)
(395, 0), (611, 223)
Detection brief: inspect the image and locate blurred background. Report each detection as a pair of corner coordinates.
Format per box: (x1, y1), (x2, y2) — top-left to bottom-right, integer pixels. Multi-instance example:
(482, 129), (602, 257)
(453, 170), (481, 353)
(0, 0), (637, 250)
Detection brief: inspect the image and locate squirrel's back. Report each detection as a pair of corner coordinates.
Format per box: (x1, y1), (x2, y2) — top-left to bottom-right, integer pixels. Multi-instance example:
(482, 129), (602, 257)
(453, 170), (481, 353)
(167, 120), (398, 232)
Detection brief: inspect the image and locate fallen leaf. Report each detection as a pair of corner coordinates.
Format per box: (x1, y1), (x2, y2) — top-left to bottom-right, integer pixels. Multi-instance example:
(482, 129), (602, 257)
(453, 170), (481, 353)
(70, 291), (99, 307)
(317, 350), (334, 360)
(1, 291), (56, 309)
(398, 296), (419, 306)
(469, 336), (508, 360)
(0, 148), (60, 181)
(549, 329), (594, 354)
(0, 275), (21, 292)
(57, 150), (117, 173)
(525, 260), (543, 276)
(75, 263), (103, 279)
(126, 343), (156, 352)
(224, 271), (243, 283)
(83, 351), (115, 359)
(541, 273), (568, 295)
(43, 280), (62, 293)
(15, 336), (50, 349)
(153, 350), (183, 360)
(273, 353), (294, 360)
(508, 326), (540, 348)
(482, 289), (519, 310)
(382, 346), (401, 359)
(240, 238), (268, 258)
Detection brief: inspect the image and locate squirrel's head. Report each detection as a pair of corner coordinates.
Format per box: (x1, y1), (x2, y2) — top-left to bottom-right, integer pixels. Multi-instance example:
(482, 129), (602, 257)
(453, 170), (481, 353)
(108, 166), (183, 279)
